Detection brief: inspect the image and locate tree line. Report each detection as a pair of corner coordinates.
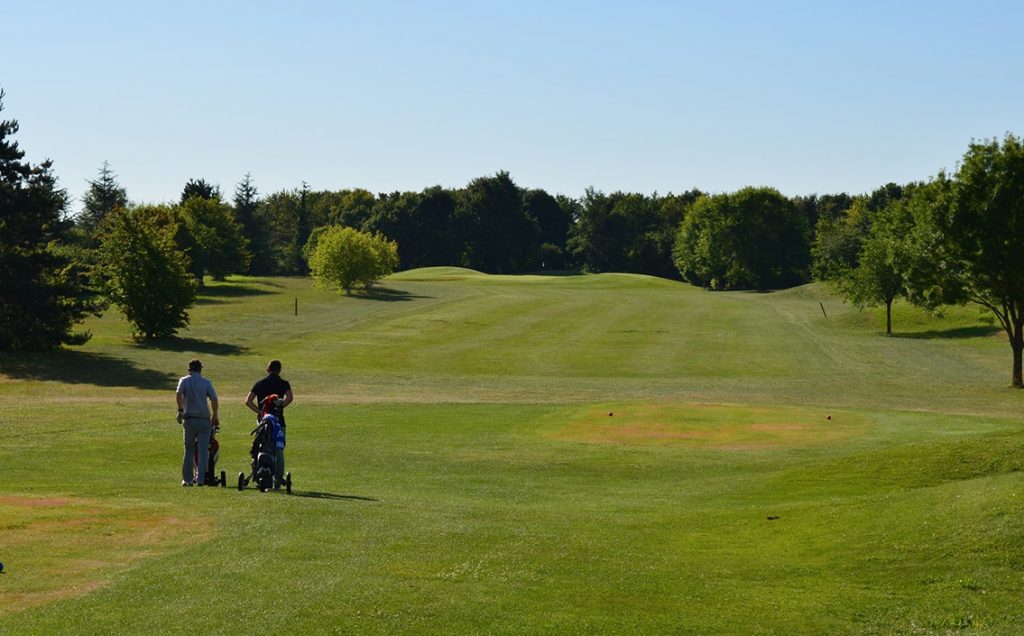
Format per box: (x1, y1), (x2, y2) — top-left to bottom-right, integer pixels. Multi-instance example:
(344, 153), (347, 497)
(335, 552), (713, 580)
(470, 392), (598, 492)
(2, 88), (1022, 386)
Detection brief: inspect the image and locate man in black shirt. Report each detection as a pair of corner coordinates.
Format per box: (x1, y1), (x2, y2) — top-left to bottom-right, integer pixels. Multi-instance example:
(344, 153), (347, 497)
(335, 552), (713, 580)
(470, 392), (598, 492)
(245, 359), (294, 488)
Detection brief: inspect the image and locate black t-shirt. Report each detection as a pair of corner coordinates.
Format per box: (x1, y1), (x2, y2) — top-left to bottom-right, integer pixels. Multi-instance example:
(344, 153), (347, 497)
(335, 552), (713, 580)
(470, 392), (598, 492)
(251, 374), (292, 424)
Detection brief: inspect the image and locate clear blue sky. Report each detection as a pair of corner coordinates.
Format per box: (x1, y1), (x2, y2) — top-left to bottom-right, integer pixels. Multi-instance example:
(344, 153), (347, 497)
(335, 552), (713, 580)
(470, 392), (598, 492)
(4, 1), (1023, 210)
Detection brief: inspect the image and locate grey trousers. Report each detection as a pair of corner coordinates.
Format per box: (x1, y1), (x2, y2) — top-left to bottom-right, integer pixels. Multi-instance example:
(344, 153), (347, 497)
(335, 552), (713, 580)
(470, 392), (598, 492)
(183, 417), (212, 483)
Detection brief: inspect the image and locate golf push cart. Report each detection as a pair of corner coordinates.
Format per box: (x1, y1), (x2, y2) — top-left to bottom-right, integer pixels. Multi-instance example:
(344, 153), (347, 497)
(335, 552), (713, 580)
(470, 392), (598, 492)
(195, 424), (227, 487)
(237, 394), (292, 494)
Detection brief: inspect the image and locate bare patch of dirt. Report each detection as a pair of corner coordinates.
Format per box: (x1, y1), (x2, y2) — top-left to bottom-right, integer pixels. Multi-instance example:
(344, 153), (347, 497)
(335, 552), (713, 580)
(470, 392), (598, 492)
(0, 496), (207, 614)
(0, 495), (78, 508)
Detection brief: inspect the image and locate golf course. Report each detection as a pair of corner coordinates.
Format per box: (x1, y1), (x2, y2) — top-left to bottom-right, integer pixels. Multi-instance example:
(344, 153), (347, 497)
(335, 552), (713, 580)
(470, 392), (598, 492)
(2, 267), (1022, 634)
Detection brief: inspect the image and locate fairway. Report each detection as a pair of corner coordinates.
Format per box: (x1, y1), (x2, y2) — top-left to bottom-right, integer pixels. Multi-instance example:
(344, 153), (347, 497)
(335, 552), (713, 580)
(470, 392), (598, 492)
(2, 269), (1023, 634)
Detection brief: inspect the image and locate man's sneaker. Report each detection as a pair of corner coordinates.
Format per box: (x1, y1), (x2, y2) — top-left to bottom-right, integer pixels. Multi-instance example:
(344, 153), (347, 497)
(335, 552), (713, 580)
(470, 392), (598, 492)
(181, 480), (193, 487)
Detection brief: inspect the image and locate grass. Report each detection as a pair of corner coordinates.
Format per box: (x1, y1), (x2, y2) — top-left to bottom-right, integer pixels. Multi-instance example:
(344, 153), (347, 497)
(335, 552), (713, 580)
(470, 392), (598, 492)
(1, 268), (1022, 634)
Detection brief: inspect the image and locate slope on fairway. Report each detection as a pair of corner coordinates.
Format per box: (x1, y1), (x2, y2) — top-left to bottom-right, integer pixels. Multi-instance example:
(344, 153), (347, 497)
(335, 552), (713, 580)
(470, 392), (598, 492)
(1, 267), (1011, 414)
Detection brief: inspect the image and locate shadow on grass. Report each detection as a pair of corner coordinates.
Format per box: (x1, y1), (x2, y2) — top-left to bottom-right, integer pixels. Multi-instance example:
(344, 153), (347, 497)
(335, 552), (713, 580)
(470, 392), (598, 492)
(350, 287), (431, 302)
(138, 337), (247, 355)
(291, 490), (379, 502)
(891, 325), (1002, 340)
(0, 349), (174, 389)
(198, 282), (276, 299)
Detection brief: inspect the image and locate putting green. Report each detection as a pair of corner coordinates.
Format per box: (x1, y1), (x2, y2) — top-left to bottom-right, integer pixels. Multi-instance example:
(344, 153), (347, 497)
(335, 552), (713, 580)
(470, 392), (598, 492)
(551, 402), (873, 449)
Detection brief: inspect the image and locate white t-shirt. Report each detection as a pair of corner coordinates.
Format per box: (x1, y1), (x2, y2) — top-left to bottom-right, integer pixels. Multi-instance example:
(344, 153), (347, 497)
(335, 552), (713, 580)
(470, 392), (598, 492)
(176, 372), (217, 419)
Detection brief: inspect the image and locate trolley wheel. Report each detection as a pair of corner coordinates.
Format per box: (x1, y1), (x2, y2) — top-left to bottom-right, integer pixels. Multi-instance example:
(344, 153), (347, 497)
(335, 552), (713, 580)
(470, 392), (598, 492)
(285, 472), (292, 495)
(220, 470), (226, 487)
(237, 472), (246, 491)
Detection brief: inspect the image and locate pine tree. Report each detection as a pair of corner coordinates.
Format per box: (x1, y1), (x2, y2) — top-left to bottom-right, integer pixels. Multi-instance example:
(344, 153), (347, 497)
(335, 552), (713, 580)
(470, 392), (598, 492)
(0, 89), (100, 350)
(181, 178), (221, 203)
(79, 161), (127, 235)
(233, 172), (268, 274)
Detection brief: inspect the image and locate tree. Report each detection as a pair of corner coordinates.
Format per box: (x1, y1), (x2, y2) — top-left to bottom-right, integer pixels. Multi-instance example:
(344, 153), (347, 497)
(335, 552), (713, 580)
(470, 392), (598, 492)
(98, 205), (196, 339)
(810, 198), (871, 281)
(569, 189), (699, 277)
(931, 135), (1024, 387)
(834, 218), (907, 335)
(673, 187), (809, 290)
(672, 194), (735, 289)
(366, 185), (463, 269)
(178, 197), (250, 283)
(555, 194), (584, 269)
(181, 178), (220, 203)
(307, 226), (398, 294)
(792, 192), (854, 236)
(454, 172), (536, 273)
(258, 189), (304, 275)
(311, 188), (376, 229)
(568, 188), (625, 273)
(414, 186), (462, 266)
(233, 173), (269, 275)
(79, 161), (128, 235)
(365, 190), (427, 268)
(833, 183), (935, 334)
(0, 89), (100, 350)
(651, 191), (702, 279)
(523, 188), (570, 269)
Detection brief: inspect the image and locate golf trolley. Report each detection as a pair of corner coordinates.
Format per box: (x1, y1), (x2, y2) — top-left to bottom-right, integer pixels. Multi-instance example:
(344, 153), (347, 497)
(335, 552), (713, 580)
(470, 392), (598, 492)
(237, 395), (292, 494)
(197, 424), (227, 487)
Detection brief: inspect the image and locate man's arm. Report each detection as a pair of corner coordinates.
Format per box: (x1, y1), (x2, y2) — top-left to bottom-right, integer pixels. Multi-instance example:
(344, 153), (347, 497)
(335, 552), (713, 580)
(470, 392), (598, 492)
(245, 391), (260, 415)
(282, 389), (294, 408)
(210, 397), (219, 427)
(175, 378), (185, 412)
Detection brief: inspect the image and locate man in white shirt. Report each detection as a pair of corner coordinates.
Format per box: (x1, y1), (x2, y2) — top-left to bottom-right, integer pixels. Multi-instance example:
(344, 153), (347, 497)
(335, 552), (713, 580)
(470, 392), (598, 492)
(175, 358), (219, 486)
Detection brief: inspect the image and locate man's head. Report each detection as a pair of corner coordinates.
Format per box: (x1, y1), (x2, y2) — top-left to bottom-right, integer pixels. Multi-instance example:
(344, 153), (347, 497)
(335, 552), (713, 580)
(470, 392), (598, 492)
(188, 358), (202, 372)
(267, 359), (282, 375)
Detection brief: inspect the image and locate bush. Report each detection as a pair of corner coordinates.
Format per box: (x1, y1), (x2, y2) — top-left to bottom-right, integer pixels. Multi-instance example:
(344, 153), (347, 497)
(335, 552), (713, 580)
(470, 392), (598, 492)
(307, 226), (399, 294)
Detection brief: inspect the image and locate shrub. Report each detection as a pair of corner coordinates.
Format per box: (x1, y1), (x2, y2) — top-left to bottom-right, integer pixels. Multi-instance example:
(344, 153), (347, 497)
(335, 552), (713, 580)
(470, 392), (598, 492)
(307, 226), (398, 294)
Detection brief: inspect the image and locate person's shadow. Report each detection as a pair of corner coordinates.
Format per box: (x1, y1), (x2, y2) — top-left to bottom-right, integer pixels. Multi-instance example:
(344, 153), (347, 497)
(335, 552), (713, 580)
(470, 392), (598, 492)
(290, 491), (378, 502)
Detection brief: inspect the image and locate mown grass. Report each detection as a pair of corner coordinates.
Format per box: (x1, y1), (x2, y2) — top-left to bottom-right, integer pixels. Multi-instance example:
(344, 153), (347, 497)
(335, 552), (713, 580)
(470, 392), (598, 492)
(1, 268), (1022, 634)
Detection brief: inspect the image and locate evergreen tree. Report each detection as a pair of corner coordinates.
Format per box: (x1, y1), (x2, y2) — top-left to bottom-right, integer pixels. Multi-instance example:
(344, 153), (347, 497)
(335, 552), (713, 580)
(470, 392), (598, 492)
(79, 161), (127, 235)
(233, 172), (268, 274)
(296, 181), (312, 273)
(181, 178), (221, 203)
(0, 89), (100, 350)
